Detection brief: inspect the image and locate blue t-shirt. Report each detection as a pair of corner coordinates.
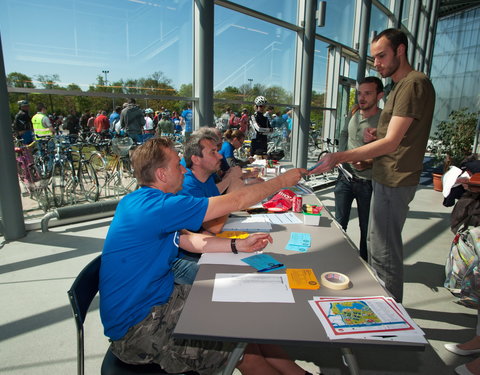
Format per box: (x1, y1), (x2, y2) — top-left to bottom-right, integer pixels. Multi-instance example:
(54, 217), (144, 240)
(219, 141), (234, 172)
(178, 168), (220, 198)
(109, 112), (120, 125)
(181, 109), (193, 132)
(99, 186), (208, 340)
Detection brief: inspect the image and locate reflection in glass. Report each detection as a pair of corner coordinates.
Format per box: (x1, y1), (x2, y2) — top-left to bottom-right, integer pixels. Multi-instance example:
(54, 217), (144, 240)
(227, 0), (298, 24)
(214, 6), (296, 115)
(312, 39), (330, 110)
(317, 0), (355, 48)
(368, 5), (390, 54)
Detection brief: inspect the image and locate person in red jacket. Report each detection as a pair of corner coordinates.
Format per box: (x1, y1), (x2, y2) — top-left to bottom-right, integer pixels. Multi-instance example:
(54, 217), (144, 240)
(94, 110), (110, 134)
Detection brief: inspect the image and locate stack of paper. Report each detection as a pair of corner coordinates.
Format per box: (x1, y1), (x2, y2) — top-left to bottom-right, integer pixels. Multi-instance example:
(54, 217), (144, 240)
(285, 232), (311, 252)
(223, 216), (272, 232)
(308, 296), (427, 343)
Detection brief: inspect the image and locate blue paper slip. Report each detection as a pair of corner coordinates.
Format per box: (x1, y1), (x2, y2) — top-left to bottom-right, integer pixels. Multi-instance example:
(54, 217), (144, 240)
(285, 244), (309, 252)
(241, 254), (285, 272)
(289, 232), (311, 247)
(308, 160), (324, 172)
(286, 232), (311, 252)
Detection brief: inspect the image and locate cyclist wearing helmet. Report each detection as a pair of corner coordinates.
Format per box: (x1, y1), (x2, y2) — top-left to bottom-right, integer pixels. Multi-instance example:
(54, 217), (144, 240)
(250, 95), (273, 156)
(12, 100), (34, 144)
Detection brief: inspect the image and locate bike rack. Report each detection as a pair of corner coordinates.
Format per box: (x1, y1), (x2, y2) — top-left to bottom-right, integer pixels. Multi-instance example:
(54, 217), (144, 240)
(41, 199), (119, 232)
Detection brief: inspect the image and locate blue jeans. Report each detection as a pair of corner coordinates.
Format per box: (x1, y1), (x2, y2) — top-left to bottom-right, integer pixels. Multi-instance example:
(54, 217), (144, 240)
(172, 252), (200, 285)
(334, 174), (373, 261)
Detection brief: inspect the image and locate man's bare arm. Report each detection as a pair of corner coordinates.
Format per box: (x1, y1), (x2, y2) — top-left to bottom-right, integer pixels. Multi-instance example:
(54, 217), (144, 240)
(309, 116), (414, 174)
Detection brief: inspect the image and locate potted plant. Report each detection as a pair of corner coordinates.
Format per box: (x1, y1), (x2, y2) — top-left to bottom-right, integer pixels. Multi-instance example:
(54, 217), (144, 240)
(430, 108), (479, 191)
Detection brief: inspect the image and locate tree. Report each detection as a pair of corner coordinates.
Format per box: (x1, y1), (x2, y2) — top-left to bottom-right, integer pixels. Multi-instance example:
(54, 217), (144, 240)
(7, 72), (35, 88)
(36, 74), (61, 89)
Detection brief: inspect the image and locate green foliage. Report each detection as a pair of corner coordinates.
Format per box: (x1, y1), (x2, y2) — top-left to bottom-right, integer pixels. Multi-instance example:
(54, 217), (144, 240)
(7, 72), (35, 88)
(432, 108), (479, 169)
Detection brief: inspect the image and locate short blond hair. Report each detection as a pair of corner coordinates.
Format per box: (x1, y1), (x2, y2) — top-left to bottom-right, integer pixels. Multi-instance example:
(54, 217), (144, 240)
(131, 137), (174, 186)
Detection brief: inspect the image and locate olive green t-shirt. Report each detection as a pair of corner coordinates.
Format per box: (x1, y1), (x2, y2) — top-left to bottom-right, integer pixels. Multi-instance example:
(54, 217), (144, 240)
(372, 71), (435, 187)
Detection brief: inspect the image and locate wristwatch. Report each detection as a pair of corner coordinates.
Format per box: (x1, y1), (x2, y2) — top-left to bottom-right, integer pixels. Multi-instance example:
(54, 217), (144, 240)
(231, 238), (238, 254)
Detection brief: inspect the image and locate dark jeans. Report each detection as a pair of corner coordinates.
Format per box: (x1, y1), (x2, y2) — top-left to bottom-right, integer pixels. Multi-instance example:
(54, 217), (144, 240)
(334, 174), (373, 261)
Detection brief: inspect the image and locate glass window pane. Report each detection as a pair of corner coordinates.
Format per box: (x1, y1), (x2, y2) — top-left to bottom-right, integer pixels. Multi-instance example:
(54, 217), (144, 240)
(227, 0), (298, 24)
(1, 0), (193, 95)
(312, 39), (330, 108)
(368, 5), (390, 53)
(402, 0), (412, 28)
(214, 5), (296, 112)
(317, 0), (355, 48)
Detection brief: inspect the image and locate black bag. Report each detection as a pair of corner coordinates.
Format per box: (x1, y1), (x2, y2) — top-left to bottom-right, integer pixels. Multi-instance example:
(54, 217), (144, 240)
(268, 149), (285, 161)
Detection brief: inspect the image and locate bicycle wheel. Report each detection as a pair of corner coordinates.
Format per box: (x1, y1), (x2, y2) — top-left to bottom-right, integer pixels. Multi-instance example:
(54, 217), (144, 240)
(51, 161), (75, 207)
(51, 162), (65, 207)
(78, 161), (100, 202)
(317, 150), (329, 162)
(31, 184), (51, 212)
(89, 152), (106, 172)
(308, 136), (317, 153)
(119, 157), (137, 194)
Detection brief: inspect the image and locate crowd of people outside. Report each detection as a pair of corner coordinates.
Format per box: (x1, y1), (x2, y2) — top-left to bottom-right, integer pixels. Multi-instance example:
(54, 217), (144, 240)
(11, 98), (193, 145)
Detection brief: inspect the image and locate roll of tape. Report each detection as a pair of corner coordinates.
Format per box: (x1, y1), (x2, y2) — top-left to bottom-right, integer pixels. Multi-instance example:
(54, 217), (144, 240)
(321, 272), (350, 290)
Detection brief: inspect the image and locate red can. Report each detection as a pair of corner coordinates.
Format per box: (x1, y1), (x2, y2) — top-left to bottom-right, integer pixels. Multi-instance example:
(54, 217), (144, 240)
(292, 195), (303, 213)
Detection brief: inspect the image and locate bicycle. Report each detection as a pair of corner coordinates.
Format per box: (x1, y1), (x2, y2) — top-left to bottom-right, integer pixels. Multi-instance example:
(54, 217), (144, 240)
(15, 141), (51, 211)
(70, 141), (101, 203)
(93, 136), (137, 197)
(50, 136), (76, 207)
(317, 137), (339, 161)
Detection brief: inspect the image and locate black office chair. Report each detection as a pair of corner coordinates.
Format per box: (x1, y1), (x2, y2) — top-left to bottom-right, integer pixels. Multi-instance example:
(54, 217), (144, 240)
(67, 255), (198, 375)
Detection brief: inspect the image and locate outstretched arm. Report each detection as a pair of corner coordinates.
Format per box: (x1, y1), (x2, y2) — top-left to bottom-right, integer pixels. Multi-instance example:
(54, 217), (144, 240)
(309, 116), (413, 175)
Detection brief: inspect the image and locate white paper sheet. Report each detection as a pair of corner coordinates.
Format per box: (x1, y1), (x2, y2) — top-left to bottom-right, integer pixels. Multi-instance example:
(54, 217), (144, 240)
(198, 253), (256, 266)
(256, 212), (303, 225)
(212, 273), (295, 303)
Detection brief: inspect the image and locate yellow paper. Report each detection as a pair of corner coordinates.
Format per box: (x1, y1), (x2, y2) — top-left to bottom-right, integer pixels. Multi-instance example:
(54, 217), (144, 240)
(215, 231), (250, 239)
(286, 268), (320, 290)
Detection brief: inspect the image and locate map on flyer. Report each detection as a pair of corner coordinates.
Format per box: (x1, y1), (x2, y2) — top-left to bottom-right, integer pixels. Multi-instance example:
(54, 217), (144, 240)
(312, 296), (415, 336)
(329, 300), (382, 329)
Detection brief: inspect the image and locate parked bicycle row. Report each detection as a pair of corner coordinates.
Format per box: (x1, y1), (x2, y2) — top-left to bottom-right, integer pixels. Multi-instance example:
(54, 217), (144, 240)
(15, 135), (139, 212)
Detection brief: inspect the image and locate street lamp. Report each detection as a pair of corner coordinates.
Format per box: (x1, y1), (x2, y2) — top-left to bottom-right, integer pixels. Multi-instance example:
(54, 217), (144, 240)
(102, 70), (109, 86)
(102, 70), (114, 110)
(248, 78), (253, 89)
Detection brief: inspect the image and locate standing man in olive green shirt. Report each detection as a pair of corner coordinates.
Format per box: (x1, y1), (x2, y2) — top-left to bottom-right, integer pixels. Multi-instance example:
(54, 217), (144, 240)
(310, 28), (435, 302)
(335, 77), (384, 261)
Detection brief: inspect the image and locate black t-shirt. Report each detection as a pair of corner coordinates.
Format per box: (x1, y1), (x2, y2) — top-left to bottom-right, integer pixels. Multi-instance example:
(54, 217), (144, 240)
(12, 110), (32, 132)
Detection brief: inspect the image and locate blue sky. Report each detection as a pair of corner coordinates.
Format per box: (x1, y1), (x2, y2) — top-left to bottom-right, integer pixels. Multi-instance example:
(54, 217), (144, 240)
(0, 0), (362, 95)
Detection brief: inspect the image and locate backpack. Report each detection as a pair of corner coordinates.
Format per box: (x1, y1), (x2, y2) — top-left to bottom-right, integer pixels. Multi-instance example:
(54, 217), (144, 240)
(445, 226), (480, 308)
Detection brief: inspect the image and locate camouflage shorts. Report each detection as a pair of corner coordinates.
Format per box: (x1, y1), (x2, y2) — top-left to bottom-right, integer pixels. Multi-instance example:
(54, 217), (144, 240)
(110, 284), (236, 375)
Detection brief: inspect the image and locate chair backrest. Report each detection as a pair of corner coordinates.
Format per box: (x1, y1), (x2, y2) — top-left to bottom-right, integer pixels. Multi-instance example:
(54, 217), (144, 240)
(68, 255), (102, 328)
(67, 255), (101, 375)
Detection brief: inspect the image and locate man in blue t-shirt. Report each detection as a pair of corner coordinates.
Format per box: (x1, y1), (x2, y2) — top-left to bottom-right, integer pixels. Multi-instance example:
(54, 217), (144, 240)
(180, 104), (193, 133)
(176, 131), (243, 283)
(99, 137), (308, 374)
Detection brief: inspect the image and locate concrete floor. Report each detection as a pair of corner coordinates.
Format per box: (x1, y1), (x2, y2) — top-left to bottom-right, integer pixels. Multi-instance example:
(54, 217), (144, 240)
(0, 183), (477, 374)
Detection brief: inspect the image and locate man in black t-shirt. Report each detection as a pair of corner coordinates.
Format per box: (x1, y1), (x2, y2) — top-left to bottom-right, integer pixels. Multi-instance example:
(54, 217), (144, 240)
(12, 100), (34, 144)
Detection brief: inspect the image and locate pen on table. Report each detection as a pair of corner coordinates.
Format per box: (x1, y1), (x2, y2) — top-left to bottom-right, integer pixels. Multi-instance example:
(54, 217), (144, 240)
(257, 263), (284, 273)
